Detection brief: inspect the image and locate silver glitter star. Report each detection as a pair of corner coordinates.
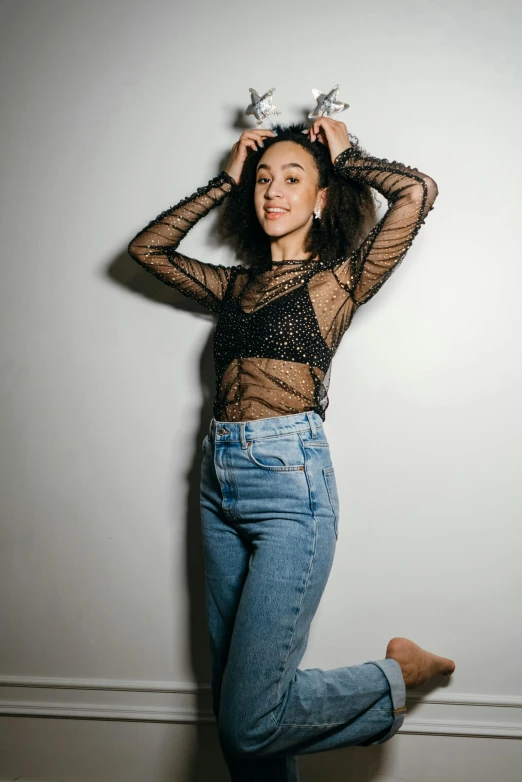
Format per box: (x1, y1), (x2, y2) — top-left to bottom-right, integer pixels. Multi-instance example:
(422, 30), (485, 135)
(245, 88), (281, 127)
(308, 84), (349, 119)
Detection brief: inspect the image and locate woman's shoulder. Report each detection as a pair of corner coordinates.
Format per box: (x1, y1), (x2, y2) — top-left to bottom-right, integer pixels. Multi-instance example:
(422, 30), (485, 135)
(229, 263), (249, 275)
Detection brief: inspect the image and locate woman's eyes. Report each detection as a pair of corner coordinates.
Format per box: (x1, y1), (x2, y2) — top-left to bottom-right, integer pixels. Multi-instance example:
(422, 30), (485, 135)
(257, 177), (299, 184)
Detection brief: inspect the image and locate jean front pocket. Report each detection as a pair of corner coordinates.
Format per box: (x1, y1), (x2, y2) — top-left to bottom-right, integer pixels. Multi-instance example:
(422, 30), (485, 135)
(246, 433), (305, 472)
(323, 466), (340, 539)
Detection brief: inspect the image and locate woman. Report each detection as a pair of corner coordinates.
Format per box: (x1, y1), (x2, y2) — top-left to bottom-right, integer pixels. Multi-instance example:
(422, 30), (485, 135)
(128, 118), (456, 781)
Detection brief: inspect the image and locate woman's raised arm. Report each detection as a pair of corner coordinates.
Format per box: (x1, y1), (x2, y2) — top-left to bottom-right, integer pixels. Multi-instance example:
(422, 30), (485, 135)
(127, 170), (238, 313)
(330, 146), (439, 307)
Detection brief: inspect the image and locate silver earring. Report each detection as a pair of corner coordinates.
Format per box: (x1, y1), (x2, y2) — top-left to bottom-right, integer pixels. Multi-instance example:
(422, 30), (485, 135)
(314, 208), (322, 220)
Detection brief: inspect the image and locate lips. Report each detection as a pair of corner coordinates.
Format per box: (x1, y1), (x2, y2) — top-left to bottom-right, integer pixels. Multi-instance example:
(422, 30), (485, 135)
(264, 207), (289, 219)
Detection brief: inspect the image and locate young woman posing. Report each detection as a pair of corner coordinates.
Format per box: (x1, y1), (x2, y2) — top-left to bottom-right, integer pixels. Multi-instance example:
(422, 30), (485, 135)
(128, 117), (455, 781)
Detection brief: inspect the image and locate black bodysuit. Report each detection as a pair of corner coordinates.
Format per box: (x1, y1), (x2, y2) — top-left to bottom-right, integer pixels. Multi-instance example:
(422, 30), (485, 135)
(127, 146), (438, 422)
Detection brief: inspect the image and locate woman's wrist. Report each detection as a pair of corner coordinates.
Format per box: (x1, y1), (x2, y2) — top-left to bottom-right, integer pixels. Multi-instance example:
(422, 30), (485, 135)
(333, 145), (363, 167)
(220, 169), (238, 186)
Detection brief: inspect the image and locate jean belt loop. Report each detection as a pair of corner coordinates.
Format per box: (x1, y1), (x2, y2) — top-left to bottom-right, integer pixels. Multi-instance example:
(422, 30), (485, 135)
(240, 421), (247, 449)
(306, 410), (317, 438)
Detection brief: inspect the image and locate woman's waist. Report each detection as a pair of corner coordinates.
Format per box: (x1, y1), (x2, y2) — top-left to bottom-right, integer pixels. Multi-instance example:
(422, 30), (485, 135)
(207, 409), (324, 442)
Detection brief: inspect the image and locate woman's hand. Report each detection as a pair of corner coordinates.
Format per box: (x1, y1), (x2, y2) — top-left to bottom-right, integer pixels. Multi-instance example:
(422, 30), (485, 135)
(224, 128), (276, 185)
(302, 117), (352, 164)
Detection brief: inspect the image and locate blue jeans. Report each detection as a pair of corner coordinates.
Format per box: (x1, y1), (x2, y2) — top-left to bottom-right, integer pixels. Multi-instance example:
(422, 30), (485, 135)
(200, 410), (406, 781)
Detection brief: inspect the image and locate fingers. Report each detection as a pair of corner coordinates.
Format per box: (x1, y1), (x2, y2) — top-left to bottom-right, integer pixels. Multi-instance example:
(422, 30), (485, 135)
(302, 126), (325, 143)
(241, 128), (276, 151)
(302, 123), (325, 143)
(303, 117), (346, 143)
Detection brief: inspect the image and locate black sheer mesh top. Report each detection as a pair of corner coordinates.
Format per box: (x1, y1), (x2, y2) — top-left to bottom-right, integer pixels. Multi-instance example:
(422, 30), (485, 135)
(127, 146), (438, 422)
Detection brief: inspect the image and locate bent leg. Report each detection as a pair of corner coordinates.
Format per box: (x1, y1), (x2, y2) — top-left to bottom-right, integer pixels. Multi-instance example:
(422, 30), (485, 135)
(217, 510), (406, 759)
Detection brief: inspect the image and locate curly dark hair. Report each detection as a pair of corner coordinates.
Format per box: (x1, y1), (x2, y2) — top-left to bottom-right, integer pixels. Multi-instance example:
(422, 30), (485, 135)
(217, 120), (379, 272)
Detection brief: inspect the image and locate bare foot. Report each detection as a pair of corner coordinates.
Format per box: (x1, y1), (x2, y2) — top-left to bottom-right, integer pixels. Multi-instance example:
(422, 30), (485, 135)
(386, 637), (456, 689)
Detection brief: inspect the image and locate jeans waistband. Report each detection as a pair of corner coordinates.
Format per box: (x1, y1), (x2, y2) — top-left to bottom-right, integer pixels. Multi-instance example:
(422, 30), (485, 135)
(208, 411), (323, 444)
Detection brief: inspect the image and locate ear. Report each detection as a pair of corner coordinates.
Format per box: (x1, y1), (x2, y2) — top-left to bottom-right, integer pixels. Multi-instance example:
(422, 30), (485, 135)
(316, 186), (328, 213)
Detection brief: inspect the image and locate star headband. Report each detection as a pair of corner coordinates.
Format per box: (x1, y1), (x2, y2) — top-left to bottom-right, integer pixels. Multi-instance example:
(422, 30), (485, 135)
(245, 85), (350, 128)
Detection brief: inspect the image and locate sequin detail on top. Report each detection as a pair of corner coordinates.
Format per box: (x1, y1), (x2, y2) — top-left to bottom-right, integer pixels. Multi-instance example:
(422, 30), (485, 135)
(127, 146), (438, 422)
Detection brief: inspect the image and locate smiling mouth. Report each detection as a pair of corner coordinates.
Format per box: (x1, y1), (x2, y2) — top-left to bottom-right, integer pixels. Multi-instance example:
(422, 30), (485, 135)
(265, 209), (289, 219)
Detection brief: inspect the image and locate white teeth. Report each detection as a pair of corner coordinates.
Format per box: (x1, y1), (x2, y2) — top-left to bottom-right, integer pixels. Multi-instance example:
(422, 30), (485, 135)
(266, 208), (287, 213)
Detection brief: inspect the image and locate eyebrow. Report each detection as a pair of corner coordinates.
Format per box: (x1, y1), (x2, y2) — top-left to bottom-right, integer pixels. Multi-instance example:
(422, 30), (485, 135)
(256, 162), (305, 173)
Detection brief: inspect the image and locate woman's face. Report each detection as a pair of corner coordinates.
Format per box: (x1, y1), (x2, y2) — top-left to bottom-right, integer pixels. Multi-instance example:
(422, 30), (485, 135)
(254, 141), (325, 240)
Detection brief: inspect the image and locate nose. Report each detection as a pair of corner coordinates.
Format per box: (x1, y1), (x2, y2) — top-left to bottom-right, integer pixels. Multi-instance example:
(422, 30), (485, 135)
(266, 179), (283, 198)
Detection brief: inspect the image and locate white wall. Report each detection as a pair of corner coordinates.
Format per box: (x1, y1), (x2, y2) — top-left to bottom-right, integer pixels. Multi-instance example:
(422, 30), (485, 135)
(1, 0), (521, 779)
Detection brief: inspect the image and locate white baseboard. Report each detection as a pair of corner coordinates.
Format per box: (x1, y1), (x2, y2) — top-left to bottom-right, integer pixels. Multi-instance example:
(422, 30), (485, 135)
(1, 676), (521, 739)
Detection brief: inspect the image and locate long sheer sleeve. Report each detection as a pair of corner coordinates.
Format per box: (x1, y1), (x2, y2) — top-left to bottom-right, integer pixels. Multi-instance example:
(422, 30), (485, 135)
(330, 146), (439, 307)
(127, 170), (238, 313)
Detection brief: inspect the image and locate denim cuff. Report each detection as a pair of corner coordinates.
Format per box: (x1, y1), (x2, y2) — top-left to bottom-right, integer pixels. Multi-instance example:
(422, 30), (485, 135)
(363, 658), (407, 744)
